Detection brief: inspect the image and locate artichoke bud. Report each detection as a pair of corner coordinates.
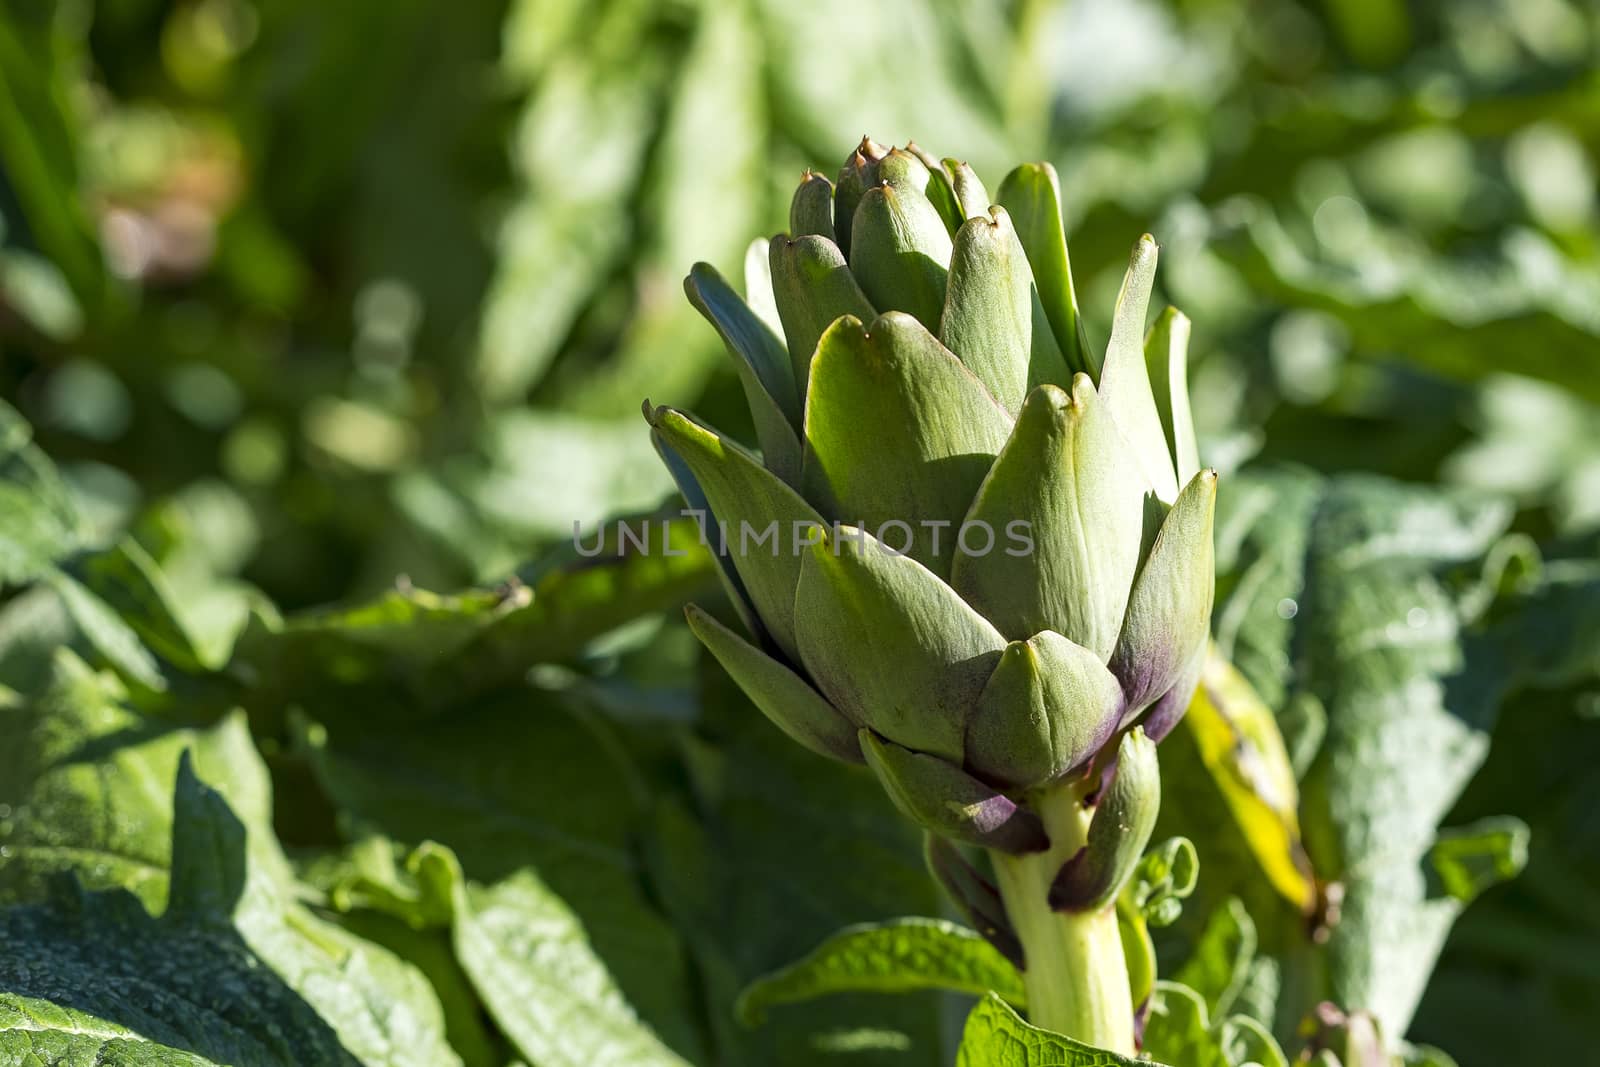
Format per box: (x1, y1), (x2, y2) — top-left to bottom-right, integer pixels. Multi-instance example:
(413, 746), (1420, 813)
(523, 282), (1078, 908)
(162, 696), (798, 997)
(1048, 728), (1161, 912)
(925, 834), (1025, 968)
(658, 139), (1216, 868)
(789, 170), (836, 242)
(833, 135), (890, 256)
(847, 155), (956, 331)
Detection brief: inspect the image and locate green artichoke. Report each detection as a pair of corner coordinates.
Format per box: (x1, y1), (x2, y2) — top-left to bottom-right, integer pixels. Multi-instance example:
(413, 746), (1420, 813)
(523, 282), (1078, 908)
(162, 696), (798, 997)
(645, 137), (1216, 1050)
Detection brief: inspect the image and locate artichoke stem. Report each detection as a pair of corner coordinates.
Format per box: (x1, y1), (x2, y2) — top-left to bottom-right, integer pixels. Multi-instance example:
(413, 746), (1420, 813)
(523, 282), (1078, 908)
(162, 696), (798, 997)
(989, 777), (1135, 1054)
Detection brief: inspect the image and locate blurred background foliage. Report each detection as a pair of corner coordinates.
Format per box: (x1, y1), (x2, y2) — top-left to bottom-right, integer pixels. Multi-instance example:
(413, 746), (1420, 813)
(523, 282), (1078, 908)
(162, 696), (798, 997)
(4, 0), (1598, 597)
(1, 0), (1598, 1064)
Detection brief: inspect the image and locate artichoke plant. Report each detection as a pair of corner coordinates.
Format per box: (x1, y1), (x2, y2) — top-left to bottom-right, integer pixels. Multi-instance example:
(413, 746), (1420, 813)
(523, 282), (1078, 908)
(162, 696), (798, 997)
(645, 137), (1215, 1053)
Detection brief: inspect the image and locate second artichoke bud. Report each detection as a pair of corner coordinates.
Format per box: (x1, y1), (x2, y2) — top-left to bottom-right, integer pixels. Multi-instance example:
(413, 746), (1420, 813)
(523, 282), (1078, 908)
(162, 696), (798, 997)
(650, 138), (1215, 977)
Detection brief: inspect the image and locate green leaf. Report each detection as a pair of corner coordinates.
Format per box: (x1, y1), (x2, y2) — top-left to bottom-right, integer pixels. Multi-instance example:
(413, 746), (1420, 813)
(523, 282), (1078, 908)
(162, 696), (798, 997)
(0, 879), (359, 1067)
(1201, 466), (1531, 1037)
(1156, 651), (1314, 919)
(45, 570), (167, 693)
(794, 525), (1005, 762)
(319, 904), (507, 1067)
(0, 400), (86, 588)
(68, 537), (214, 673)
(952, 379), (1146, 658)
(1143, 980), (1291, 1067)
(1408, 578), (1600, 1062)
(235, 521), (715, 731)
(1114, 837), (1200, 1015)
(0, 749), (460, 1067)
(0, 12), (104, 309)
(1142, 982), (1226, 1067)
(441, 514), (717, 699)
(1400, 1043), (1461, 1067)
(1218, 1015), (1289, 1067)
(955, 993), (1156, 1067)
(0, 652), (269, 911)
(1426, 816), (1529, 904)
(735, 917), (1025, 1025)
(644, 673), (946, 1066)
(1175, 898), (1258, 1020)
(473, 32), (657, 401)
(603, 0), (768, 404)
(1212, 202), (1600, 408)
(801, 312), (1012, 574)
(995, 163), (1089, 375)
(1125, 836), (1200, 928)
(407, 844), (692, 1067)
(684, 603), (860, 764)
(303, 689), (706, 1062)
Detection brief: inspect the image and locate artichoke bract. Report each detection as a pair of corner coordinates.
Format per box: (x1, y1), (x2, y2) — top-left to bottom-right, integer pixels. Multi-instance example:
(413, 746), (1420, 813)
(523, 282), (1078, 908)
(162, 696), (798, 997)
(646, 137), (1215, 1052)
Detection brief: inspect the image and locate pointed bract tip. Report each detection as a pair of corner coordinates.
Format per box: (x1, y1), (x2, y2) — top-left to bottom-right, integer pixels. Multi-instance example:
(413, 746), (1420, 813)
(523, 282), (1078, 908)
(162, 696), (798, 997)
(682, 262), (713, 300)
(1023, 380), (1072, 416)
(1068, 371), (1097, 406)
(856, 135), (888, 161)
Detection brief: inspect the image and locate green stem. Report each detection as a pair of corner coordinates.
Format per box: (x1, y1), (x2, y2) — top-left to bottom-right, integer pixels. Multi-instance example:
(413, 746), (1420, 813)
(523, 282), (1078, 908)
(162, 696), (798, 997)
(989, 779), (1135, 1054)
